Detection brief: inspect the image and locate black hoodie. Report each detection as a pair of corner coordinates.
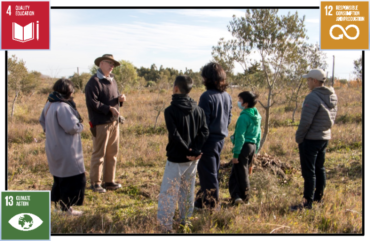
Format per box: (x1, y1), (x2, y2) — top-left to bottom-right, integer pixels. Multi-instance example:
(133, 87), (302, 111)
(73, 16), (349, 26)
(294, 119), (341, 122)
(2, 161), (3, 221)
(164, 94), (209, 163)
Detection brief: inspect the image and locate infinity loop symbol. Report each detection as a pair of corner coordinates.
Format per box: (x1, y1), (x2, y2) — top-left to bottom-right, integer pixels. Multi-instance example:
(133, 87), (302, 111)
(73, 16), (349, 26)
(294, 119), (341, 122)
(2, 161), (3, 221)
(329, 24), (360, 40)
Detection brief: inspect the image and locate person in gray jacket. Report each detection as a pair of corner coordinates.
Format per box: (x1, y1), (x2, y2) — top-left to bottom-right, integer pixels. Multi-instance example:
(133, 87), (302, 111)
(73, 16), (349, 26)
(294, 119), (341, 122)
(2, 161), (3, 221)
(291, 69), (338, 211)
(39, 78), (85, 216)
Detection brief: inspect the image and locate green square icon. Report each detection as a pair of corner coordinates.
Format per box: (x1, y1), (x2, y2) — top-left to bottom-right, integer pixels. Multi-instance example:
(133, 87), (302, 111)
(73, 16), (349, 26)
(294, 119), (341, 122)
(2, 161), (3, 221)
(1, 191), (50, 240)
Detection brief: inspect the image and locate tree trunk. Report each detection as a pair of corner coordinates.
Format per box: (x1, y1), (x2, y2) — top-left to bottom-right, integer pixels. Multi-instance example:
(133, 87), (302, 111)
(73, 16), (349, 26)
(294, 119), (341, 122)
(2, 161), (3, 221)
(11, 91), (19, 120)
(259, 86), (272, 150)
(292, 79), (303, 123)
(292, 97), (298, 123)
(154, 111), (161, 129)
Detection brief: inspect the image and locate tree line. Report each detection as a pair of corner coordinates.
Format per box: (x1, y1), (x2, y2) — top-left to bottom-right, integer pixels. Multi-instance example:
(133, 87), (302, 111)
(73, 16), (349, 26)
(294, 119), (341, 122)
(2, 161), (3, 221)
(8, 9), (362, 143)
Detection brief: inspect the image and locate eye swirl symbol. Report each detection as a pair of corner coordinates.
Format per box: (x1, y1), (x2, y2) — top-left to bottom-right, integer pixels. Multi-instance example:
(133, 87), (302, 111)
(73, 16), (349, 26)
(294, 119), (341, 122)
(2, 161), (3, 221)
(329, 25), (360, 40)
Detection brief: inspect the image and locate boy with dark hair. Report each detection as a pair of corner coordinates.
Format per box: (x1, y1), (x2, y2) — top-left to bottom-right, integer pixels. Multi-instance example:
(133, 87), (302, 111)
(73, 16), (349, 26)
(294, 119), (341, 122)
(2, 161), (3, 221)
(229, 91), (261, 205)
(157, 75), (209, 233)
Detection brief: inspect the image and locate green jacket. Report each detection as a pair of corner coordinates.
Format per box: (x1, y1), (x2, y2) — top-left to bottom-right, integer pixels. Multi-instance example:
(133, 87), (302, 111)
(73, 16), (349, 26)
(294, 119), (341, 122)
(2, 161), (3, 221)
(231, 107), (261, 158)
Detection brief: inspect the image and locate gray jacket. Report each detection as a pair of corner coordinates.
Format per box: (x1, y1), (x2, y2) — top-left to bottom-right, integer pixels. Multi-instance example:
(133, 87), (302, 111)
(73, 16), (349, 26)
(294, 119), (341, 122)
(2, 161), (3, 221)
(39, 102), (85, 177)
(296, 86), (338, 144)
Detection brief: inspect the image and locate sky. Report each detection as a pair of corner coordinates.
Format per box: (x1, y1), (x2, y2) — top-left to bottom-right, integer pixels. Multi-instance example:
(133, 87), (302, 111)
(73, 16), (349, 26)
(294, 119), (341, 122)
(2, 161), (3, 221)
(8, 8), (362, 79)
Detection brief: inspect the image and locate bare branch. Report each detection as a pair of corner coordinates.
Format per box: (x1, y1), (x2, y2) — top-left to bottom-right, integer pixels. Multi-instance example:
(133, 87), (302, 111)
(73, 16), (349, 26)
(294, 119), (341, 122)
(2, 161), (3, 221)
(258, 100), (268, 110)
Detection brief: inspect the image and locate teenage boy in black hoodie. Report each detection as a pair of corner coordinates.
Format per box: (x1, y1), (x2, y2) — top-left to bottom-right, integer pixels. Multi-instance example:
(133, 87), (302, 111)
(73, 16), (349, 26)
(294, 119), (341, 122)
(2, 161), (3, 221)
(157, 76), (209, 233)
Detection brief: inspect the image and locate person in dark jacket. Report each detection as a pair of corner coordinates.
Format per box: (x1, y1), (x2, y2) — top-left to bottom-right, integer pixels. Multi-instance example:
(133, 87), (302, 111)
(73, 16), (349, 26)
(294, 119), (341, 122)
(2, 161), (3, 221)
(291, 69), (338, 211)
(85, 54), (126, 193)
(157, 76), (209, 233)
(194, 62), (232, 210)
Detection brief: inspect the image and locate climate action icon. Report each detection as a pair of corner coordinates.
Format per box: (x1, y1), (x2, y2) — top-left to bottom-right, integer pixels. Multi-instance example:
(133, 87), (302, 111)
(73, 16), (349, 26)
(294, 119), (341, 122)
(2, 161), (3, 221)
(12, 21), (40, 43)
(8, 213), (43, 231)
(329, 24), (360, 40)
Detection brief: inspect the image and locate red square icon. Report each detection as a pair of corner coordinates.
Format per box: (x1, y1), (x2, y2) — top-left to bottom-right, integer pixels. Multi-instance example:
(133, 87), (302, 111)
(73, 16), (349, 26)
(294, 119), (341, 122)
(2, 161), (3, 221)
(1, 1), (50, 50)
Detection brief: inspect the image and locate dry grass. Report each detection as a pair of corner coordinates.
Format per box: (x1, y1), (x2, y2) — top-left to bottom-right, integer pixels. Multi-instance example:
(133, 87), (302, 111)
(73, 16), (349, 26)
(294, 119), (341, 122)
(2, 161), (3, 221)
(7, 85), (362, 234)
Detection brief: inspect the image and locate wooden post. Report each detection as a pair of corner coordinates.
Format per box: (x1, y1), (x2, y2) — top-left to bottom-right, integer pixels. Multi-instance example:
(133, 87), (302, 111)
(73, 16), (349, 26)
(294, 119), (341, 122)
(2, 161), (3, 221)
(332, 55), (335, 87)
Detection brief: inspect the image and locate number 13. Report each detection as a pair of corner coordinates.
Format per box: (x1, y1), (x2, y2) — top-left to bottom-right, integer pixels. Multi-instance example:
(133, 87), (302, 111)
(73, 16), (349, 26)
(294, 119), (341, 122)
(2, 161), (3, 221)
(5, 196), (13, 206)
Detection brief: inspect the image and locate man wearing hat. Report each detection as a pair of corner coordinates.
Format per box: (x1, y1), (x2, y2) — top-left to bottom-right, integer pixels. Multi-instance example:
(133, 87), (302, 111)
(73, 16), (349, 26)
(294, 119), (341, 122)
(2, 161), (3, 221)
(85, 54), (126, 193)
(291, 69), (338, 210)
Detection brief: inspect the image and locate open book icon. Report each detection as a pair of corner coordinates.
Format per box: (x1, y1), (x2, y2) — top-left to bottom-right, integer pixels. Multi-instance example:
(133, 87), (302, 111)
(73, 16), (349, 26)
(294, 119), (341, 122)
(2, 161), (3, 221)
(12, 22), (34, 43)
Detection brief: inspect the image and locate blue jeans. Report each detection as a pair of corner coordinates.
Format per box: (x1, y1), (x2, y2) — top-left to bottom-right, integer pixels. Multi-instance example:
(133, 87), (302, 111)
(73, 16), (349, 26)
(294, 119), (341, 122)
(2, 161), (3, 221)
(299, 139), (328, 202)
(157, 160), (198, 229)
(194, 139), (224, 209)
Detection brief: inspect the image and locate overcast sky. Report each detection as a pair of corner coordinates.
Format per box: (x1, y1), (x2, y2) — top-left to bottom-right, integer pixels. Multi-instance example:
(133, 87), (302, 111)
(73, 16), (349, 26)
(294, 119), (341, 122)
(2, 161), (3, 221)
(8, 8), (362, 79)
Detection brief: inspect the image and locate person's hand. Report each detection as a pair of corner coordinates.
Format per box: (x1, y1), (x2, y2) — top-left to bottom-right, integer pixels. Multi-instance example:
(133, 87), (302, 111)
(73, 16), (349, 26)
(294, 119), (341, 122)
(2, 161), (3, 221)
(187, 148), (202, 161)
(110, 107), (119, 117)
(248, 165), (253, 175)
(232, 158), (239, 164)
(119, 94), (126, 102)
(186, 154), (202, 161)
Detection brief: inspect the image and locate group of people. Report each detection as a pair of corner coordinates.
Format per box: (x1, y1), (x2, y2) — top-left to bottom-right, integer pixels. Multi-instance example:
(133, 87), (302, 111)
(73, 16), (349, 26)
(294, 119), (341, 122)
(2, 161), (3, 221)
(39, 54), (338, 233)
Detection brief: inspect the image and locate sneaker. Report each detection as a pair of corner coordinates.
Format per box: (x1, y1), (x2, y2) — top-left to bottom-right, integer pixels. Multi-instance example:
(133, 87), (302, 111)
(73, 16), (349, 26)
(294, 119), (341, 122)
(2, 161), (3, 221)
(176, 217), (197, 227)
(161, 229), (175, 234)
(102, 182), (122, 190)
(91, 184), (106, 193)
(234, 198), (243, 205)
(160, 226), (175, 234)
(67, 207), (83, 216)
(290, 201), (312, 211)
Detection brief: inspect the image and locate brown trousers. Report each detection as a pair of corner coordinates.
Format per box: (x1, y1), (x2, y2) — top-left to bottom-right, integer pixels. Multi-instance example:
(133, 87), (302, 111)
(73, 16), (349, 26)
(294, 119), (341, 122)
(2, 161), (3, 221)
(90, 121), (119, 185)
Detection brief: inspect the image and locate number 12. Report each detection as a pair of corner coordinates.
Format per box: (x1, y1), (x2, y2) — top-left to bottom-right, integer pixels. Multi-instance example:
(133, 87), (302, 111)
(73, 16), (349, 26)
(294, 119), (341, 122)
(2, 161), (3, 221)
(325, 5), (333, 16)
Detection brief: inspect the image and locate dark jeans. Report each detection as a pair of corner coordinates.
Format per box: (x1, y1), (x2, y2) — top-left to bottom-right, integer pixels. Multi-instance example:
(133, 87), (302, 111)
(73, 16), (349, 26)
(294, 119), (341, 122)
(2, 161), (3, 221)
(299, 139), (328, 203)
(194, 139), (224, 209)
(229, 143), (255, 202)
(51, 173), (86, 211)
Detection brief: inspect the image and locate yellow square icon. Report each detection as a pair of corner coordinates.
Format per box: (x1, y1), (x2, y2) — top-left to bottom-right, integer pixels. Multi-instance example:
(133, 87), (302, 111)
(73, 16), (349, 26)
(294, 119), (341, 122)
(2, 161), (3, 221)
(321, 1), (369, 49)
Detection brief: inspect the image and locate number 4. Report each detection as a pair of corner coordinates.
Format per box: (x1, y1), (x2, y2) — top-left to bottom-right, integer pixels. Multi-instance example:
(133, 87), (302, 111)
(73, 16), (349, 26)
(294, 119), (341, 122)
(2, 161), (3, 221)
(6, 5), (11, 16)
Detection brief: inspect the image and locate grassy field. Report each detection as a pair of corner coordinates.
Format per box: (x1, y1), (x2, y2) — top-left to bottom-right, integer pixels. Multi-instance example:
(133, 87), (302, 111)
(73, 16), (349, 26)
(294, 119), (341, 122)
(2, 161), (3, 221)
(7, 84), (363, 234)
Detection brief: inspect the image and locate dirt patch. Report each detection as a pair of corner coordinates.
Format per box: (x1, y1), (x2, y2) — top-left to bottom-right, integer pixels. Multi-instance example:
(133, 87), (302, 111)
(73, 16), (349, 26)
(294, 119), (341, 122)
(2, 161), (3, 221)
(220, 153), (297, 180)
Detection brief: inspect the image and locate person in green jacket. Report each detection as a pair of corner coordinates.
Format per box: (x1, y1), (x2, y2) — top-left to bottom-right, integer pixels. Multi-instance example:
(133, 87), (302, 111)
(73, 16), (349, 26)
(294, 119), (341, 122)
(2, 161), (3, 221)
(229, 91), (261, 205)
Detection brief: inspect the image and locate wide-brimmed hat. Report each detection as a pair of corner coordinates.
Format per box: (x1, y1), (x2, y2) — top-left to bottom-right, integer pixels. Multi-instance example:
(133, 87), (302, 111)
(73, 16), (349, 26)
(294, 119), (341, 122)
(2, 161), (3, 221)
(94, 54), (120, 67)
(302, 69), (326, 82)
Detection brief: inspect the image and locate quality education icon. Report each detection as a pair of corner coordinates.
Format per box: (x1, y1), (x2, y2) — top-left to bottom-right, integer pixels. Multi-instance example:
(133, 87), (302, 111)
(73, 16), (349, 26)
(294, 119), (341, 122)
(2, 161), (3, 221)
(320, 1), (369, 50)
(1, 191), (50, 240)
(12, 21), (40, 43)
(1, 1), (50, 50)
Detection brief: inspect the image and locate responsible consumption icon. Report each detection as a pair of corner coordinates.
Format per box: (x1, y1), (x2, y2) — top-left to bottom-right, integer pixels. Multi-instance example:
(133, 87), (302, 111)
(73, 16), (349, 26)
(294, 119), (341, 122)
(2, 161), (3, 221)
(321, 1), (368, 50)
(329, 24), (360, 40)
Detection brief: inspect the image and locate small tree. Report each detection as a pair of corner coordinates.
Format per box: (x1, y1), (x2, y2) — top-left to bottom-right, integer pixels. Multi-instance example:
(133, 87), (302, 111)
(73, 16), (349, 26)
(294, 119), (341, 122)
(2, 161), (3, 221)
(285, 43), (327, 122)
(8, 55), (29, 120)
(70, 72), (90, 92)
(226, 9), (307, 150)
(353, 56), (362, 81)
(90, 60), (138, 92)
(22, 71), (40, 95)
(113, 60), (138, 91)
